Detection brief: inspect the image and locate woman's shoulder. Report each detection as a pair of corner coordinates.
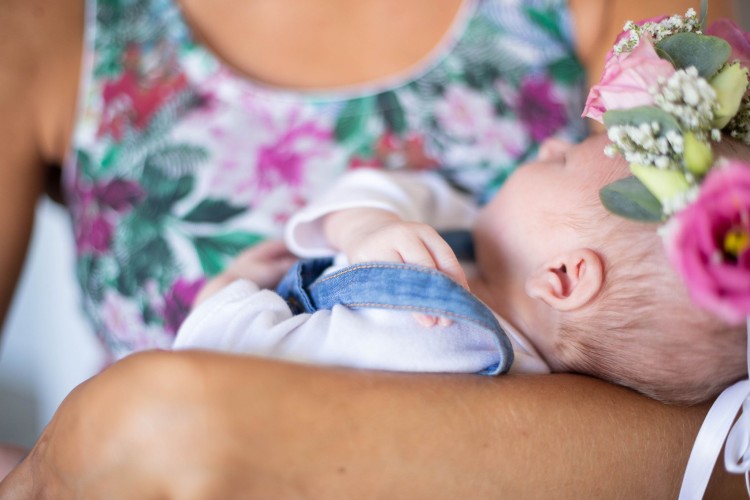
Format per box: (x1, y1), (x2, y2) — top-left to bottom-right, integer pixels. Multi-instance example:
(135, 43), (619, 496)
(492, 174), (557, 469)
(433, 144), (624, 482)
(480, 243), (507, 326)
(568, 0), (735, 89)
(0, 0), (84, 164)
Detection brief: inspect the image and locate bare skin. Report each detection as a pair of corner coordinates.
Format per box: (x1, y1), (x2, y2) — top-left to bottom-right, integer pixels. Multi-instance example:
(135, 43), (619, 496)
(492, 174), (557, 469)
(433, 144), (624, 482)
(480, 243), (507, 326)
(1, 351), (746, 498)
(0, 0), (743, 497)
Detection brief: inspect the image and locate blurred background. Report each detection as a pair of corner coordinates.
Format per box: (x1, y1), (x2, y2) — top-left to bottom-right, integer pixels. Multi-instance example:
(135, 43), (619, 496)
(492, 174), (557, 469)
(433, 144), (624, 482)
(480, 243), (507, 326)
(2, 1), (750, 450)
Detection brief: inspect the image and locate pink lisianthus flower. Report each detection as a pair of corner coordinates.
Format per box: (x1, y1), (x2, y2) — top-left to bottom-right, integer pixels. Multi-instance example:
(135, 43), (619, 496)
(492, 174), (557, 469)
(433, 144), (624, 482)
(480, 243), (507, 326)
(707, 19), (750, 71)
(664, 160), (750, 325)
(582, 35), (676, 123)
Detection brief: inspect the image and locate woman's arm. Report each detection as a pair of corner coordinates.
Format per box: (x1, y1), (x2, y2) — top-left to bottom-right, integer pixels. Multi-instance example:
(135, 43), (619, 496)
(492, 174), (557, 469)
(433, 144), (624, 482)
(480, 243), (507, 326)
(0, 8), (48, 332)
(0, 0), (84, 480)
(0, 0), (82, 330)
(570, 0), (736, 91)
(1, 350), (744, 498)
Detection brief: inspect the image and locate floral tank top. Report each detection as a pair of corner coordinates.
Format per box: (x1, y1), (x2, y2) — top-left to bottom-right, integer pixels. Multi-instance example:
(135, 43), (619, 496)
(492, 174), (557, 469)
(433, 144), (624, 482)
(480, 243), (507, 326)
(66, 0), (588, 358)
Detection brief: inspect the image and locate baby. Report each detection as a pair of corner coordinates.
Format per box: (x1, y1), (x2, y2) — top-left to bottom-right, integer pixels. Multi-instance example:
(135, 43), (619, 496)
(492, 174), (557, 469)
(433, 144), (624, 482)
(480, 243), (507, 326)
(174, 134), (748, 404)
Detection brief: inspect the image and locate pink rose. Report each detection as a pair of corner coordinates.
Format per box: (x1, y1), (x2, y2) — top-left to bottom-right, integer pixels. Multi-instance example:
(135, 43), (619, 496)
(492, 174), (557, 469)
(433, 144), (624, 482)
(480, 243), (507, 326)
(582, 35), (676, 123)
(707, 19), (750, 71)
(664, 160), (750, 325)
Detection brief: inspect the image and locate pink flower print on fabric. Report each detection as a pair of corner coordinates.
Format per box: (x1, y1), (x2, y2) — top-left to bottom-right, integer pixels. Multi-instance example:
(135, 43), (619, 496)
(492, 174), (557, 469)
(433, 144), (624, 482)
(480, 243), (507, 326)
(98, 46), (188, 140)
(583, 35), (676, 123)
(101, 290), (170, 352)
(477, 118), (529, 162)
(517, 77), (567, 142)
(435, 85), (496, 139)
(161, 277), (206, 335)
(436, 84), (529, 167)
(79, 212), (114, 255)
(254, 107), (334, 194)
(707, 19), (750, 71)
(184, 73), (337, 207)
(370, 132), (439, 171)
(664, 160), (750, 325)
(74, 179), (145, 255)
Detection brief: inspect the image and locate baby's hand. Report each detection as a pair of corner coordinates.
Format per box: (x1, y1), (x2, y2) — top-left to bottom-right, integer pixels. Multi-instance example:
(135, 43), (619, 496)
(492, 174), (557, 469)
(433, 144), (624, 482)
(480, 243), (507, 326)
(325, 208), (466, 328)
(324, 208), (469, 290)
(193, 240), (297, 308)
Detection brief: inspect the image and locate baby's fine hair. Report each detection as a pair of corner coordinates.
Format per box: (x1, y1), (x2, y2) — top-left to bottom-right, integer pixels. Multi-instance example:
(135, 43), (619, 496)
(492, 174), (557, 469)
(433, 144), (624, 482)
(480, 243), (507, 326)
(557, 139), (749, 405)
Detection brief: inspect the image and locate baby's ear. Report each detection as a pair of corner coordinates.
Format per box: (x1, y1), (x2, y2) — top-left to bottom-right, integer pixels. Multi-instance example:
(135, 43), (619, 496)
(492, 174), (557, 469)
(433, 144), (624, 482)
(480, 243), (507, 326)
(524, 249), (604, 312)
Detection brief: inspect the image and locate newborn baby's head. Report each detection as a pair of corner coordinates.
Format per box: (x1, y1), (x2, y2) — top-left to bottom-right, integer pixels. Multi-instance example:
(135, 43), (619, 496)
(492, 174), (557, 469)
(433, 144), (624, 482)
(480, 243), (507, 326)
(556, 205), (747, 405)
(474, 134), (747, 404)
(558, 138), (750, 404)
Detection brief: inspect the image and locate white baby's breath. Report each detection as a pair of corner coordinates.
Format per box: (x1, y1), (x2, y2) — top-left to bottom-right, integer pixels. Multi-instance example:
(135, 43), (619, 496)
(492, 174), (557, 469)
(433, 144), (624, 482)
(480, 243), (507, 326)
(613, 9), (700, 55)
(653, 68), (718, 131)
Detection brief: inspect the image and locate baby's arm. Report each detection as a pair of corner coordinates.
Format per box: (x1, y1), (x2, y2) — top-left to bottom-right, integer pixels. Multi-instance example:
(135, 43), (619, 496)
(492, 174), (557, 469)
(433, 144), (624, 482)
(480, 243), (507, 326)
(193, 240), (297, 307)
(175, 275), (503, 375)
(286, 169), (477, 289)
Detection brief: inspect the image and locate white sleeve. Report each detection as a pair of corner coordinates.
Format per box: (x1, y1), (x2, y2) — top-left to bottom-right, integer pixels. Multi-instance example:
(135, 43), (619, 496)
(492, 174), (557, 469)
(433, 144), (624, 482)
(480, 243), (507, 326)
(285, 169), (478, 257)
(173, 279), (503, 374)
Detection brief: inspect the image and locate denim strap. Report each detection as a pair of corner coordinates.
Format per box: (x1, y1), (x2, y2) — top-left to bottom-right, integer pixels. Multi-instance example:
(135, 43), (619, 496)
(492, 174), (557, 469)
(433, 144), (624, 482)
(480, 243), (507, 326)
(276, 255), (514, 375)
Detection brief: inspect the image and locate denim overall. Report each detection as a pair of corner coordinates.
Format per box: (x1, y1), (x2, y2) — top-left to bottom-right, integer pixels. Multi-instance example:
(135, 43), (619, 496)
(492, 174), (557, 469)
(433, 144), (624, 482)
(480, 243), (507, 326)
(276, 231), (514, 375)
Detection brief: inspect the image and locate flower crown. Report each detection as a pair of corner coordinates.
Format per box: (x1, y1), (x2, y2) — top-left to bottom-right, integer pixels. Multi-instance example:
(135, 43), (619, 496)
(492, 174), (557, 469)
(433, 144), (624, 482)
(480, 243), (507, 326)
(582, 2), (750, 325)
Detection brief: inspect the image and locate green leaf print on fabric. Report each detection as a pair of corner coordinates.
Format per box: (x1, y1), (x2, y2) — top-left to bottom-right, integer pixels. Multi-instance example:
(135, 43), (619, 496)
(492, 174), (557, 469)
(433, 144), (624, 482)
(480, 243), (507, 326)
(548, 56), (585, 85)
(524, 7), (564, 43)
(377, 92), (407, 135)
(142, 163), (195, 209)
(116, 234), (176, 296)
(146, 144), (209, 178)
(101, 146), (122, 172)
(95, 0), (153, 78)
(334, 98), (375, 143)
(454, 17), (504, 88)
(77, 151), (98, 182)
(193, 232), (266, 276)
(77, 254), (106, 303)
(183, 199), (247, 223)
(113, 210), (178, 295)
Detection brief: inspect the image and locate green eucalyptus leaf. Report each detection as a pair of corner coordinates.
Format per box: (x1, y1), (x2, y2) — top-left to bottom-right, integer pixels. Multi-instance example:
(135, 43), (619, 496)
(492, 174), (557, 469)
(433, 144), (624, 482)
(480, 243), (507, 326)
(710, 62), (750, 128)
(700, 0), (708, 32)
(656, 32), (730, 79)
(683, 131), (713, 175)
(655, 47), (676, 66)
(599, 176), (663, 222)
(630, 163), (689, 204)
(603, 106), (681, 132)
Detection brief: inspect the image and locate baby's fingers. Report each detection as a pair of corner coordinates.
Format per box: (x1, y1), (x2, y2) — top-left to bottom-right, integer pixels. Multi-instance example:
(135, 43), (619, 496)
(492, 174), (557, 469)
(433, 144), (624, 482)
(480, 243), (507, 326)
(416, 231), (468, 290)
(394, 239), (443, 270)
(413, 313), (453, 328)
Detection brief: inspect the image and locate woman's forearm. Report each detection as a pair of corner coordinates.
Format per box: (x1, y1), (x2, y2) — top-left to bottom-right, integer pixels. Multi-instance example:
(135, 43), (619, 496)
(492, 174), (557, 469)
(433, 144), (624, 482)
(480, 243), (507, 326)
(1, 350), (744, 498)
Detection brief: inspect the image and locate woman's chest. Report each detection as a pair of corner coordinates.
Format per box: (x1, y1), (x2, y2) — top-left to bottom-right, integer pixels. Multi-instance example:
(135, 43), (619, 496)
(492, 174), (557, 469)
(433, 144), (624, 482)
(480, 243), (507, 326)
(176, 0), (466, 90)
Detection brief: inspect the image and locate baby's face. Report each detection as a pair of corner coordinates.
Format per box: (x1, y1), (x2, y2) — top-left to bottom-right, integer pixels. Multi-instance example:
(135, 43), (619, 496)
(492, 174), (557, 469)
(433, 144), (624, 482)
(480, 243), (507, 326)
(475, 134), (617, 279)
(472, 134), (623, 361)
